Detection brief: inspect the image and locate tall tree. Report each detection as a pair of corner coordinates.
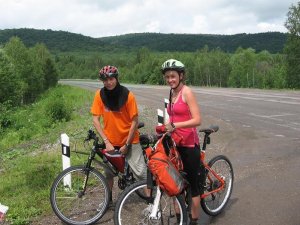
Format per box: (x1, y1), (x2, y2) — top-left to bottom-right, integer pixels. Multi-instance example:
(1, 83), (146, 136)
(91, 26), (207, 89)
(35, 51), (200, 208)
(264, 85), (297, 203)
(44, 58), (58, 88)
(136, 47), (151, 63)
(229, 48), (256, 88)
(0, 50), (24, 106)
(284, 1), (300, 88)
(4, 37), (35, 103)
(30, 43), (58, 89)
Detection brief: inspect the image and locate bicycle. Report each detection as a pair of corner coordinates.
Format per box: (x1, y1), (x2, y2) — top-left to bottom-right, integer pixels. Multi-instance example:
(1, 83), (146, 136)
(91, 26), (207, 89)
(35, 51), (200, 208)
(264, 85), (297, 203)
(50, 122), (157, 225)
(113, 125), (234, 225)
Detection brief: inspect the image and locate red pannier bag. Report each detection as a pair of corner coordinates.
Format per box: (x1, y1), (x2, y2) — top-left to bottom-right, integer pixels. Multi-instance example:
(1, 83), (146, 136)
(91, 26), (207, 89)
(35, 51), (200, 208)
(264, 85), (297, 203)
(145, 133), (185, 196)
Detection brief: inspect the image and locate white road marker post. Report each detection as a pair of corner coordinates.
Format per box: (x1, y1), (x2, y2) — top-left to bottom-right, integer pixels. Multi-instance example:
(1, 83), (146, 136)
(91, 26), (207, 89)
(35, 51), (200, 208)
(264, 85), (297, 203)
(61, 133), (71, 188)
(164, 98), (169, 124)
(157, 109), (164, 125)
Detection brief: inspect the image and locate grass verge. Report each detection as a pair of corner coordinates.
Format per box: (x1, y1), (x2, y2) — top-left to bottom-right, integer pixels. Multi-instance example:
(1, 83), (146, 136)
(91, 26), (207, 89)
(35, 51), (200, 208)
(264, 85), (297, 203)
(0, 84), (158, 225)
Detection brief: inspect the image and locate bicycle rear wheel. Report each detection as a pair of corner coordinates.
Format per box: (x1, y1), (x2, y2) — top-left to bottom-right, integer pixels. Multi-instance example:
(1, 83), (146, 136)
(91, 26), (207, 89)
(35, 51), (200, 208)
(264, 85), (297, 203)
(201, 155), (234, 216)
(114, 180), (188, 225)
(50, 165), (110, 225)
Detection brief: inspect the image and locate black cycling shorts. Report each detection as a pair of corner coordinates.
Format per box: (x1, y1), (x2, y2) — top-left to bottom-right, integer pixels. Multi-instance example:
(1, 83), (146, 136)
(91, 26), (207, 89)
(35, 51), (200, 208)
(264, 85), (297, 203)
(177, 145), (204, 197)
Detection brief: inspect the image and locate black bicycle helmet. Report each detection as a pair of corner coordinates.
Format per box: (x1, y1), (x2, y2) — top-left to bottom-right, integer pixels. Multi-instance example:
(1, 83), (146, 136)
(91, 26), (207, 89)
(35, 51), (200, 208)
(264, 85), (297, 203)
(99, 65), (119, 81)
(161, 59), (185, 74)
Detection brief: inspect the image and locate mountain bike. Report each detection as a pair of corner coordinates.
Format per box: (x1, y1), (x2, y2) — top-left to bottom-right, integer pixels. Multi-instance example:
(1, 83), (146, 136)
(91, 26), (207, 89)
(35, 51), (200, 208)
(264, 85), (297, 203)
(50, 122), (157, 225)
(113, 125), (234, 225)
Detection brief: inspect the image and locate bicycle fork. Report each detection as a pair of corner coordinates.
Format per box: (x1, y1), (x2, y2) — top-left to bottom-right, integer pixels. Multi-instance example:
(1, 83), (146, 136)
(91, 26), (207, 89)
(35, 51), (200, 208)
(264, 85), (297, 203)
(78, 149), (95, 197)
(149, 188), (162, 219)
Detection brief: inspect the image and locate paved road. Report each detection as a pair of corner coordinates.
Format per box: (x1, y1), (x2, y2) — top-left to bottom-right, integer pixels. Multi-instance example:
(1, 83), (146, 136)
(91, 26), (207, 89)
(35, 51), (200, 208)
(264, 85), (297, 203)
(59, 80), (300, 225)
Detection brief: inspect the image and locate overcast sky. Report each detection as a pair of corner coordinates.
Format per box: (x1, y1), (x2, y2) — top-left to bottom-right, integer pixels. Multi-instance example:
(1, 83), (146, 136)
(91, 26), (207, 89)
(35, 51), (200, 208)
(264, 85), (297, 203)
(0, 0), (298, 38)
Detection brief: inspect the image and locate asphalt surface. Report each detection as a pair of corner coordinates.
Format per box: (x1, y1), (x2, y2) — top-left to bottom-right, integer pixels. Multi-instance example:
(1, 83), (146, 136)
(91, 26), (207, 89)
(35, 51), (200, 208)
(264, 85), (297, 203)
(59, 80), (300, 225)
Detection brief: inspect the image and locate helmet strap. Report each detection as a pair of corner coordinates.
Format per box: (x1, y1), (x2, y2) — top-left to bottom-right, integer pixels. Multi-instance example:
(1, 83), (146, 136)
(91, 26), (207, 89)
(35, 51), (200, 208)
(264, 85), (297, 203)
(171, 81), (181, 90)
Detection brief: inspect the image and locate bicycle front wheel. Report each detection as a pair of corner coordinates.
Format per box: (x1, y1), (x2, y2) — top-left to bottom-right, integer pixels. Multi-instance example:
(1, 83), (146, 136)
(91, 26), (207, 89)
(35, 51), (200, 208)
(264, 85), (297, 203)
(50, 165), (110, 225)
(201, 155), (234, 216)
(114, 180), (187, 225)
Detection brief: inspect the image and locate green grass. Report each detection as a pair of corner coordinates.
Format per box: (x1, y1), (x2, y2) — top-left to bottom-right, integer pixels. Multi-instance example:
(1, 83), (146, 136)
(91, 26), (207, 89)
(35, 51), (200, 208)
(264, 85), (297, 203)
(0, 85), (96, 224)
(0, 84), (158, 224)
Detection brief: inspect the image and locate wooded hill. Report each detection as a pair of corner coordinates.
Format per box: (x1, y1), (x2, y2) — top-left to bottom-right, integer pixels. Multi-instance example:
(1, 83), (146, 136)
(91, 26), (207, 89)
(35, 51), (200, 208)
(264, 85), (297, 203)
(100, 32), (287, 53)
(0, 28), (287, 53)
(0, 28), (116, 52)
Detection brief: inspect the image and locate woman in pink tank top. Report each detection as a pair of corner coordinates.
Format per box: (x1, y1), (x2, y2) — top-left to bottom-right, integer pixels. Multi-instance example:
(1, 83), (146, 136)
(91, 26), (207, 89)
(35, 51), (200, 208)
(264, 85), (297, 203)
(161, 59), (203, 225)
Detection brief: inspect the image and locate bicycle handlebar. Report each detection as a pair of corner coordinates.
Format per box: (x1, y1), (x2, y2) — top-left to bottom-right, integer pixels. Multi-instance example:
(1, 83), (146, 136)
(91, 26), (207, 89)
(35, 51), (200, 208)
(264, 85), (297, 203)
(85, 129), (98, 142)
(84, 123), (219, 150)
(139, 133), (158, 146)
(85, 122), (147, 146)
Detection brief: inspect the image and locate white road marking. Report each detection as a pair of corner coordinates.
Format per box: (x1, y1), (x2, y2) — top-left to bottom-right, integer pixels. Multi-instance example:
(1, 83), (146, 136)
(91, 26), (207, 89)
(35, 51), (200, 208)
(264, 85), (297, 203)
(242, 125), (251, 127)
(193, 89), (300, 105)
(248, 113), (295, 119)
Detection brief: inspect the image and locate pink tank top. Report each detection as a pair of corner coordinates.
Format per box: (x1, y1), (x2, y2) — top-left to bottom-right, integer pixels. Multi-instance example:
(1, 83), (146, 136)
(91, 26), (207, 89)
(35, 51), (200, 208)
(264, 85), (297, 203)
(167, 87), (199, 147)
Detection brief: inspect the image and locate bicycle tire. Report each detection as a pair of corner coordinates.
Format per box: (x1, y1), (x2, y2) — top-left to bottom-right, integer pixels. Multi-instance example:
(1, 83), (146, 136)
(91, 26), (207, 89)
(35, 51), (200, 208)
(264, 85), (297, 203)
(129, 177), (151, 201)
(50, 165), (110, 225)
(114, 180), (188, 225)
(201, 155), (234, 216)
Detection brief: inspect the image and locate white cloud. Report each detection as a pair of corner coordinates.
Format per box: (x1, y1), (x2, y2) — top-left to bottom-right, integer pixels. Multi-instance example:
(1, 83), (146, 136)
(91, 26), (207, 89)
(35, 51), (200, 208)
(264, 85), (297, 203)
(0, 0), (298, 37)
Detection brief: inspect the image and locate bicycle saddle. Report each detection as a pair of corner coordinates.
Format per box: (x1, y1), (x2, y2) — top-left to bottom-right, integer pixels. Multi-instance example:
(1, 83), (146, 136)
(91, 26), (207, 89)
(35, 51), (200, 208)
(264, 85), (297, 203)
(199, 125), (219, 134)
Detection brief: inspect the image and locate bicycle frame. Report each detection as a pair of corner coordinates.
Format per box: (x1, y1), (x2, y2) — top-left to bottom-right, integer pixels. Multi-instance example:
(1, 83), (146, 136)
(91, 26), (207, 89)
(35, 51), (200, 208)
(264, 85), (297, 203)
(199, 125), (225, 199)
(76, 123), (155, 193)
(79, 134), (130, 191)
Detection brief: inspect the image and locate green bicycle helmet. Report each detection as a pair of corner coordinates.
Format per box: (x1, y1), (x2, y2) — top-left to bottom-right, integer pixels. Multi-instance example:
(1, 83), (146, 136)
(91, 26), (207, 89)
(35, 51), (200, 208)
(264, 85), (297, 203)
(161, 59), (185, 74)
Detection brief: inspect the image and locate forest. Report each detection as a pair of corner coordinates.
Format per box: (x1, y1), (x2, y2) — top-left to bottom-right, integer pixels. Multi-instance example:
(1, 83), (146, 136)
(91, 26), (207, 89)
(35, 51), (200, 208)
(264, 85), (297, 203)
(0, 15), (300, 113)
(0, 28), (287, 53)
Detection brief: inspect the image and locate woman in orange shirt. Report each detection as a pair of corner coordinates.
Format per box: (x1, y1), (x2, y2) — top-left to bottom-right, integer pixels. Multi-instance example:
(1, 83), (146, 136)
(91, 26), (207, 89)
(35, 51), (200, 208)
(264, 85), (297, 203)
(91, 65), (147, 204)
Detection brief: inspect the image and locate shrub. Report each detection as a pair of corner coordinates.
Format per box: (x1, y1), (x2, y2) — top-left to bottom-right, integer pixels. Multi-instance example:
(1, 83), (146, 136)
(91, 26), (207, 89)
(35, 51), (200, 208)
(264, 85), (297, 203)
(45, 98), (72, 122)
(0, 101), (13, 131)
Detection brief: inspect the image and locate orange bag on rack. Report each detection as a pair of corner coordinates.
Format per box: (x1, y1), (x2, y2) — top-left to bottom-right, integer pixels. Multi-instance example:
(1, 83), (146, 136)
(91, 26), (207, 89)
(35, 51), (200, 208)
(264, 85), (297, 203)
(145, 133), (185, 196)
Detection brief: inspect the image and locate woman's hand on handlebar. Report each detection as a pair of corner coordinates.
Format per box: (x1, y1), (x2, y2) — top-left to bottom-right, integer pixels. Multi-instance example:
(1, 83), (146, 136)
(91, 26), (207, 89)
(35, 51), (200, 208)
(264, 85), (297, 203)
(156, 123), (175, 134)
(165, 122), (176, 133)
(156, 125), (166, 134)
